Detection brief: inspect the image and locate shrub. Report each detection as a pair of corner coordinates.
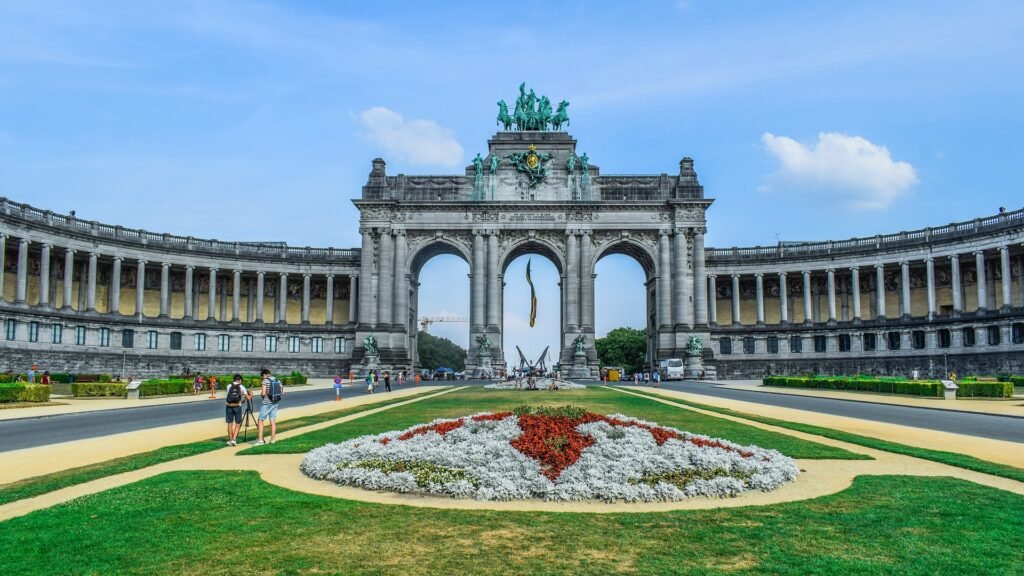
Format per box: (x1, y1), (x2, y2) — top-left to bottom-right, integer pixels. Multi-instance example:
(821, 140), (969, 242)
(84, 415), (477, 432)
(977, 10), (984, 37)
(1010, 376), (1024, 387)
(72, 383), (127, 398)
(763, 376), (943, 397)
(0, 384), (50, 403)
(957, 381), (1014, 398)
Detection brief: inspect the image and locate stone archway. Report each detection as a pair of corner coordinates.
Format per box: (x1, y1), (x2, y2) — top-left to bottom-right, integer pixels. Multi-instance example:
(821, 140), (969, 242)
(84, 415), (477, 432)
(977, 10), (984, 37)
(405, 237), (473, 372)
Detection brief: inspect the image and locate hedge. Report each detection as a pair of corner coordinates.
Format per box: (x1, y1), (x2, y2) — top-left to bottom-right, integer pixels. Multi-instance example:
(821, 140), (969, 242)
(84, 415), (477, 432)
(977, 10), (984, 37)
(0, 384), (50, 403)
(956, 381), (1015, 398)
(0, 373), (110, 384)
(763, 376), (944, 397)
(71, 383), (127, 398)
(138, 372), (307, 397)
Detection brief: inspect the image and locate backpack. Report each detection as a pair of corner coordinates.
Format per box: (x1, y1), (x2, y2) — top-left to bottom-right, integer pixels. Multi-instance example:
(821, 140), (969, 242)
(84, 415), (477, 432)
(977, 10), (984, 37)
(226, 383), (243, 405)
(265, 379), (283, 403)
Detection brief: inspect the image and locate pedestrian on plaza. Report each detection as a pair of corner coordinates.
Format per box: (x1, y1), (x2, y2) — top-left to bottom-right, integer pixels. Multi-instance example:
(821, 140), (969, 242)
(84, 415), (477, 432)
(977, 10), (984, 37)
(193, 372), (204, 395)
(366, 372), (374, 393)
(643, 371), (650, 386)
(224, 374), (251, 446)
(254, 368), (283, 446)
(653, 370), (661, 388)
(27, 365), (37, 383)
(415, 373), (421, 385)
(40, 371), (52, 385)
(383, 370), (392, 392)
(633, 372), (640, 385)
(208, 374), (218, 399)
(333, 374), (343, 401)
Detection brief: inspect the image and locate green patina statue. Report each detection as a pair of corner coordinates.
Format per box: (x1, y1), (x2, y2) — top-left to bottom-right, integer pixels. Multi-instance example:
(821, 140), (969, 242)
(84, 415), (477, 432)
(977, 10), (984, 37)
(490, 153), (500, 173)
(500, 83), (570, 131)
(573, 334), (587, 355)
(363, 334), (378, 357)
(476, 334), (492, 355)
(684, 335), (703, 356)
(506, 144), (552, 188)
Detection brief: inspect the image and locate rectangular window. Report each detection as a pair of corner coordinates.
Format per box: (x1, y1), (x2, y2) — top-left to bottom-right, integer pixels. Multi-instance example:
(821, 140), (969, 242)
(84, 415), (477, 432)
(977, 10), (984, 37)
(218, 334), (230, 352)
(170, 332), (182, 350)
(195, 333), (207, 351)
(4, 319), (15, 340)
(29, 321), (39, 343)
(987, 325), (1001, 346)
(265, 335), (278, 353)
(813, 335), (827, 353)
(887, 331), (901, 350)
(863, 332), (877, 351)
(122, 329), (134, 348)
(790, 335), (803, 353)
(334, 337), (345, 354)
(51, 323), (63, 344)
(288, 336), (300, 353)
(767, 335), (779, 354)
(938, 329), (951, 349)
(147, 330), (158, 349)
(838, 334), (851, 352)
(99, 327), (110, 347)
(743, 336), (755, 354)
(312, 336), (323, 353)
(912, 330), (926, 350)
(1013, 323), (1024, 345)
(962, 327), (976, 347)
(75, 326), (87, 346)
(719, 337), (732, 355)
(242, 335), (254, 352)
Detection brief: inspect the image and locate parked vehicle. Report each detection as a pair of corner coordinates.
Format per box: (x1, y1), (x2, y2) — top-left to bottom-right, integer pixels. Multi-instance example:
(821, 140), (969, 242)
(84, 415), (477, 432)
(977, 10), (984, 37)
(659, 358), (685, 380)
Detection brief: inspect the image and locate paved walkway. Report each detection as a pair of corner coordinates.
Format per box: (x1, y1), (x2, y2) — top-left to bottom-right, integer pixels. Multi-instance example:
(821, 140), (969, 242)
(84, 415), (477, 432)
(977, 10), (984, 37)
(714, 379), (1024, 417)
(2, 384), (1022, 522)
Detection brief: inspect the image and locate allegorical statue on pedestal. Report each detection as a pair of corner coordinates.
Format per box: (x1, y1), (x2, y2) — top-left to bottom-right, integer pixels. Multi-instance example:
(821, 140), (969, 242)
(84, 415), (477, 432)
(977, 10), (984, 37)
(363, 334), (378, 357)
(476, 334), (492, 356)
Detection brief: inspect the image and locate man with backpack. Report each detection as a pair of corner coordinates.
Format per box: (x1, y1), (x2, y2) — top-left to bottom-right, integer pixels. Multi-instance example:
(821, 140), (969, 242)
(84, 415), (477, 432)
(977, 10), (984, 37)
(224, 374), (252, 447)
(254, 368), (284, 446)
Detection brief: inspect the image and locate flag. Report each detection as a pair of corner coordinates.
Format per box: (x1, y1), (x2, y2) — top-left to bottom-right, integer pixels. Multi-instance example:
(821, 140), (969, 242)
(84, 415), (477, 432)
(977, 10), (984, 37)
(526, 259), (537, 327)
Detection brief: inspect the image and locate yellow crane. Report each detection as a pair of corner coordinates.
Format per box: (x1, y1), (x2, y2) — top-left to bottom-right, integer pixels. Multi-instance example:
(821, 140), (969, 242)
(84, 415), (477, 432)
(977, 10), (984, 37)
(419, 315), (468, 334)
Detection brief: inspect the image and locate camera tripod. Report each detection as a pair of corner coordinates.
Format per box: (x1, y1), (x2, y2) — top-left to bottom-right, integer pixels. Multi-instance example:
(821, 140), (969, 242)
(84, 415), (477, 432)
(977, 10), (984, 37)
(240, 398), (259, 442)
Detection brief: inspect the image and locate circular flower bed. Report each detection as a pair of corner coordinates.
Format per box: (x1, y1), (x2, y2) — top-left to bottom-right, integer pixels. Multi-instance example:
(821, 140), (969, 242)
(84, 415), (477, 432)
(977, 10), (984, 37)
(483, 378), (587, 390)
(301, 406), (800, 502)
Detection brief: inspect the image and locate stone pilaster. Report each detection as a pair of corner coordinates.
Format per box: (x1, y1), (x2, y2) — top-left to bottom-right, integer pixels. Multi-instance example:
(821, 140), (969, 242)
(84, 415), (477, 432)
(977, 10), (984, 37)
(975, 250), (987, 312)
(183, 265), (194, 319)
(39, 243), (51, 307)
(754, 272), (765, 326)
(232, 269), (242, 323)
(158, 262), (170, 317)
(87, 252), (99, 312)
(110, 256), (122, 315)
(325, 274), (335, 324)
(15, 238), (29, 303)
(778, 272), (788, 324)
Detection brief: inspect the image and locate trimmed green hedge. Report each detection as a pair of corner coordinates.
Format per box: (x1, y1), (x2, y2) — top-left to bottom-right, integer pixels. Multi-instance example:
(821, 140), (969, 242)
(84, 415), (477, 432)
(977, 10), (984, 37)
(957, 381), (1015, 398)
(763, 376), (944, 397)
(138, 372), (307, 397)
(0, 384), (50, 403)
(71, 383), (127, 398)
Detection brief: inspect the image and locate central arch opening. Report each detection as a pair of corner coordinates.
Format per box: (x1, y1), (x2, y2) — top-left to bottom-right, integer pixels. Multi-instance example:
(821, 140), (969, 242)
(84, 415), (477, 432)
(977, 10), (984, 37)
(502, 242), (563, 376)
(410, 243), (470, 377)
(594, 241), (657, 378)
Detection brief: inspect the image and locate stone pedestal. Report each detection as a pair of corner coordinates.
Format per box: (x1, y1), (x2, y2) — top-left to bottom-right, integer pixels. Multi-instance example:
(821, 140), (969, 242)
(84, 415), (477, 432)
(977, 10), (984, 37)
(361, 354), (379, 375)
(570, 351), (590, 379)
(683, 352), (704, 379)
(475, 354), (493, 378)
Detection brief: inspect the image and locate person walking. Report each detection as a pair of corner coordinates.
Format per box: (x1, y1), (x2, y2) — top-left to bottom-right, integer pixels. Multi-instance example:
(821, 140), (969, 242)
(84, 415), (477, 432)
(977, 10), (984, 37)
(40, 371), (52, 385)
(208, 374), (218, 399)
(193, 372), (204, 396)
(254, 368), (283, 446)
(383, 370), (392, 392)
(224, 374), (251, 446)
(366, 372), (374, 393)
(333, 374), (343, 401)
(633, 371), (640, 385)
(653, 370), (661, 388)
(643, 371), (650, 386)
(27, 365), (37, 383)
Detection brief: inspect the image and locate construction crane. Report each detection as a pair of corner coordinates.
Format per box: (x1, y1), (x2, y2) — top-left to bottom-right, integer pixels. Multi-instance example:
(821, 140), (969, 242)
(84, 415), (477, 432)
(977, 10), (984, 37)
(419, 315), (468, 334)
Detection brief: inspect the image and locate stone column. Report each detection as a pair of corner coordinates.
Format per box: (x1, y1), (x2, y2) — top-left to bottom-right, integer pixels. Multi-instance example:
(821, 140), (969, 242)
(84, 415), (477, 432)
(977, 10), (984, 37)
(358, 227), (375, 327)
(86, 252), (99, 312)
(0, 234), (6, 302)
(975, 250), (987, 312)
(487, 231), (500, 328)
(183, 265), (194, 319)
(301, 273), (311, 324)
(657, 230), (672, 329)
(899, 261), (911, 318)
(15, 238), (29, 303)
(564, 231), (578, 330)
(925, 257), (936, 319)
(999, 245), (1011, 310)
(672, 228), (687, 327)
(754, 272), (765, 325)
(392, 231), (408, 328)
(950, 254), (963, 313)
(348, 274), (357, 324)
(826, 269), (837, 322)
(207, 268), (218, 321)
(693, 229), (707, 326)
(109, 256), (121, 314)
(778, 272), (789, 323)
(377, 230), (393, 327)
(278, 272), (287, 324)
(580, 231), (595, 330)
(851, 267), (861, 321)
(802, 270), (813, 324)
(246, 279), (255, 322)
(134, 259), (145, 317)
(255, 271), (265, 322)
(875, 264), (886, 319)
(325, 274), (335, 325)
(708, 274), (718, 325)
(38, 243), (51, 307)
(233, 269), (242, 322)
(731, 274), (741, 325)
(158, 262), (170, 317)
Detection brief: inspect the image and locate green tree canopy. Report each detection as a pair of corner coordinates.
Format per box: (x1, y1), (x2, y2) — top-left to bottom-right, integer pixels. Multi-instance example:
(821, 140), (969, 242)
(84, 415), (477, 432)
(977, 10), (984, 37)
(416, 331), (467, 371)
(595, 327), (647, 374)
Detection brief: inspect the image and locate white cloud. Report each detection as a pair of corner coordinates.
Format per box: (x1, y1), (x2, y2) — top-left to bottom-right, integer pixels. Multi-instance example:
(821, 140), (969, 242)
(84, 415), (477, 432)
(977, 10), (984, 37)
(358, 107), (463, 167)
(760, 132), (918, 209)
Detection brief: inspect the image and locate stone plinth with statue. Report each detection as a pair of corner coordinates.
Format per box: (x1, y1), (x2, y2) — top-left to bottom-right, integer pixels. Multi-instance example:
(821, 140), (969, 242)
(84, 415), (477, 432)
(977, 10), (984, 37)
(474, 334), (494, 378)
(570, 334), (591, 379)
(683, 335), (704, 379)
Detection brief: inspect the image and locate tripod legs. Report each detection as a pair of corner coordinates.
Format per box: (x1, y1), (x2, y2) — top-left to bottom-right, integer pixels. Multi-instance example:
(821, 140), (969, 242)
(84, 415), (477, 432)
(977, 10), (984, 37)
(241, 405), (259, 442)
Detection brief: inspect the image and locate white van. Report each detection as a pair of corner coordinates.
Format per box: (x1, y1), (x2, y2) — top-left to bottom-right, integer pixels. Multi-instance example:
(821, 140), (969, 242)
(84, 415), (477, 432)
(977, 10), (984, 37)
(659, 358), (685, 380)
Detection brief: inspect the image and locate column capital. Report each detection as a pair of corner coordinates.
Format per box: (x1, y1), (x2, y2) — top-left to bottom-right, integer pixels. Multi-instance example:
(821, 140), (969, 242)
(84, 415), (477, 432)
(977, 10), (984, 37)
(18, 237), (30, 246)
(88, 251), (100, 259)
(826, 268), (835, 274)
(136, 257), (145, 265)
(802, 269), (812, 276)
(754, 272), (763, 278)
(112, 255), (123, 262)
(161, 261), (171, 268)
(184, 263), (194, 270)
(302, 272), (311, 279)
(208, 266), (218, 273)
(924, 256), (934, 263)
(732, 273), (741, 279)
(41, 242), (53, 250)
(974, 249), (985, 256)
(279, 271), (288, 278)
(874, 262), (885, 269)
(850, 265), (859, 272)
(393, 229), (406, 237)
(659, 229), (672, 237)
(233, 268), (242, 276)
(256, 270), (265, 276)
(949, 253), (959, 262)
(708, 273), (717, 280)
(778, 271), (787, 278)
(325, 272), (335, 279)
(999, 244), (1009, 253)
(66, 247), (76, 256)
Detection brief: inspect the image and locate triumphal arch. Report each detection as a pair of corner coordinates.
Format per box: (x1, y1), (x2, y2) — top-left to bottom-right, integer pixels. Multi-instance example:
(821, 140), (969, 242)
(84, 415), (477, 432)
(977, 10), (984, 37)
(352, 85), (711, 377)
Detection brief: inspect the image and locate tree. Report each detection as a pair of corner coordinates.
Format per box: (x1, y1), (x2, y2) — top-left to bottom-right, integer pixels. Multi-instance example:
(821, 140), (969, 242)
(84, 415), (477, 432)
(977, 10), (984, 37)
(595, 327), (647, 374)
(416, 331), (467, 371)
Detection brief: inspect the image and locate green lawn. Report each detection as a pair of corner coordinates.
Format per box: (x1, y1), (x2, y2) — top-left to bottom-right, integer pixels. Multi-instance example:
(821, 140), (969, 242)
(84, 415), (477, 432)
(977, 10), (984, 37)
(2, 470), (1021, 575)
(242, 386), (865, 459)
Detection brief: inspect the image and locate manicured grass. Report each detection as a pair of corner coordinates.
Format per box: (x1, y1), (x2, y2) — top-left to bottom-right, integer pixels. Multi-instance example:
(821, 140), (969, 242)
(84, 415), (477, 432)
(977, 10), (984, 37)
(623, 387), (1024, 484)
(2, 470), (1022, 575)
(0, 389), (443, 506)
(0, 401), (66, 410)
(242, 386), (866, 460)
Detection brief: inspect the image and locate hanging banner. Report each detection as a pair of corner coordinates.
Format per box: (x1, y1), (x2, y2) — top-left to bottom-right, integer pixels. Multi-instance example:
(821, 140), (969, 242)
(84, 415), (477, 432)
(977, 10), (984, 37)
(526, 258), (537, 327)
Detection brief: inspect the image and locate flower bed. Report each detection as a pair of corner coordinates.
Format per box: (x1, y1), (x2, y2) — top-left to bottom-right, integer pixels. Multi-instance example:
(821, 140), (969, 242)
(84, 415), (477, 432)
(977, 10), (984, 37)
(483, 378), (587, 390)
(301, 405), (799, 502)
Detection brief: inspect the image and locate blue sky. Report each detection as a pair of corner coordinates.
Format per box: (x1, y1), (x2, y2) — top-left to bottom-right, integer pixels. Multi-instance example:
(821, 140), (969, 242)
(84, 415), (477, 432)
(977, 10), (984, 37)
(2, 1), (1022, 355)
